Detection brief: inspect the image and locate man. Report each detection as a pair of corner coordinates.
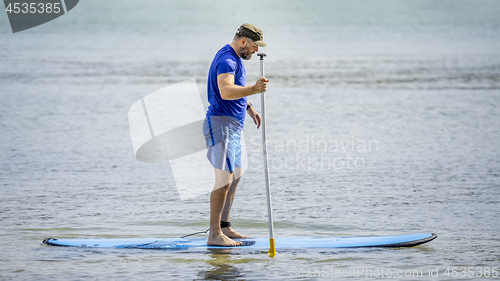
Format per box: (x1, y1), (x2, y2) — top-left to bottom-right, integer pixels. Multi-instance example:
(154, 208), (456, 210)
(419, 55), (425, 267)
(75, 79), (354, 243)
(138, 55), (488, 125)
(203, 23), (268, 246)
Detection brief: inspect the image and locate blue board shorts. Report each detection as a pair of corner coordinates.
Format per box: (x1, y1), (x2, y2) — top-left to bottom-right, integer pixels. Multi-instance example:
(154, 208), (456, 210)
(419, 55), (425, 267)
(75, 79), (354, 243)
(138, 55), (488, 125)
(203, 116), (242, 172)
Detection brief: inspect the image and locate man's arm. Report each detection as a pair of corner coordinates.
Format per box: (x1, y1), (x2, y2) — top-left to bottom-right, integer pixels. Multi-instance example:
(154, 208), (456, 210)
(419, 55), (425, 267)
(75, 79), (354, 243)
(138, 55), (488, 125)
(218, 73), (268, 100)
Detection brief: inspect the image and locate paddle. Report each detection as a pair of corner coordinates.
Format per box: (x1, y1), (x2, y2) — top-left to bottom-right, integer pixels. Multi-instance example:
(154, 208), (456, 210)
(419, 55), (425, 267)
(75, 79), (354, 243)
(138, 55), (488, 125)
(257, 53), (277, 257)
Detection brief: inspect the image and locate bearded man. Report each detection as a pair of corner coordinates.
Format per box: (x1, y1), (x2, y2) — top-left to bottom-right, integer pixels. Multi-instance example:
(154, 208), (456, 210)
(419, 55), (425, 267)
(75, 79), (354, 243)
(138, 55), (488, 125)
(203, 23), (268, 246)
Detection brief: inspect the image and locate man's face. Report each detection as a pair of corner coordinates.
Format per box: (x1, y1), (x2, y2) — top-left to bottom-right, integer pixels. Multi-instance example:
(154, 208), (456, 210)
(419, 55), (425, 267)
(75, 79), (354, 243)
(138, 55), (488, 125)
(240, 38), (259, 60)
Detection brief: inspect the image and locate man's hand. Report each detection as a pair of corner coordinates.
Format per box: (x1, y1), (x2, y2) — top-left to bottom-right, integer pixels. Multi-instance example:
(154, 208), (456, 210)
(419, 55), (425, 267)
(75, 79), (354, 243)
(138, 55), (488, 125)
(247, 106), (261, 129)
(252, 77), (269, 94)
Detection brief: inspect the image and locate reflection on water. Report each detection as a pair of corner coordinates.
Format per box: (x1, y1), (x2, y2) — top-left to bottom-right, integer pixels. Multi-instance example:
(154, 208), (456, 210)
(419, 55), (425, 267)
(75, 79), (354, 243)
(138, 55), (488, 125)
(199, 250), (247, 280)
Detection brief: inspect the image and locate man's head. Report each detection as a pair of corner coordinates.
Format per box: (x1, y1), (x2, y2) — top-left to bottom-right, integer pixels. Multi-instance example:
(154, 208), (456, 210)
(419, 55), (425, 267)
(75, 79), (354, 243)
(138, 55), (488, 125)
(232, 23), (266, 60)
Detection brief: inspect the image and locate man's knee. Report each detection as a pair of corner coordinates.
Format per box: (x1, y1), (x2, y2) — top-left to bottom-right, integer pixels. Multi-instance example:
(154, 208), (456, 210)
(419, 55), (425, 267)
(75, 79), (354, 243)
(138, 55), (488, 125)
(214, 178), (232, 191)
(233, 167), (242, 182)
(214, 169), (233, 191)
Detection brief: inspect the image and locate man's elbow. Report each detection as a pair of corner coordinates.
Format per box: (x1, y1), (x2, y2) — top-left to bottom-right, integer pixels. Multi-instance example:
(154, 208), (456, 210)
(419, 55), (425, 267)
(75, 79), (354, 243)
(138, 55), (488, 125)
(220, 88), (230, 100)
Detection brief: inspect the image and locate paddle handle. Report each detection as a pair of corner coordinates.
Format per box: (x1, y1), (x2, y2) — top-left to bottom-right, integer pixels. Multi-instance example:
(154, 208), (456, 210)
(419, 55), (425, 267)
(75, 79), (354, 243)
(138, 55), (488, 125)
(258, 53), (277, 257)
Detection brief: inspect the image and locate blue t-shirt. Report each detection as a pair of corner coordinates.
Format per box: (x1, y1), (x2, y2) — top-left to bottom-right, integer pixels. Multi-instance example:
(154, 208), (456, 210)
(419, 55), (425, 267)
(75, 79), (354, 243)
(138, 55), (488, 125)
(206, 44), (247, 129)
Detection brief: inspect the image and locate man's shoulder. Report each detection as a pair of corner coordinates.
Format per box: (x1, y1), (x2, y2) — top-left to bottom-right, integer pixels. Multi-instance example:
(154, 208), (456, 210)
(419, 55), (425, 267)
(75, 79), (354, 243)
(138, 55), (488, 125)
(216, 45), (238, 62)
(214, 47), (238, 69)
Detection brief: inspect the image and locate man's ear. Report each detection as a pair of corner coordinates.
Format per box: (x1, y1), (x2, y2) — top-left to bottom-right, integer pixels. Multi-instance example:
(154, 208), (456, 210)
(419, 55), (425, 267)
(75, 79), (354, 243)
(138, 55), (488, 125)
(240, 37), (248, 47)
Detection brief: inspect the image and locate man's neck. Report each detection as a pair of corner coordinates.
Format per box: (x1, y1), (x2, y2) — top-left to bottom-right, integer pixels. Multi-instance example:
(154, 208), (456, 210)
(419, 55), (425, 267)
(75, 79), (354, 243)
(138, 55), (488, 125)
(229, 41), (241, 58)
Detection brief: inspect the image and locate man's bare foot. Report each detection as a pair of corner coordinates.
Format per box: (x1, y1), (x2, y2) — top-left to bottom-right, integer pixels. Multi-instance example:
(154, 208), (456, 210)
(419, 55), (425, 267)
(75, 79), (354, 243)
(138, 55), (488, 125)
(222, 227), (250, 238)
(207, 231), (242, 247)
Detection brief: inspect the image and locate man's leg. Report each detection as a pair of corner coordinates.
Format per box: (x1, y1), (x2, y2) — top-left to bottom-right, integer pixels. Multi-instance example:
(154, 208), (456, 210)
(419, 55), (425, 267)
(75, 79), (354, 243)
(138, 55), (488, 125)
(207, 168), (242, 246)
(221, 167), (250, 238)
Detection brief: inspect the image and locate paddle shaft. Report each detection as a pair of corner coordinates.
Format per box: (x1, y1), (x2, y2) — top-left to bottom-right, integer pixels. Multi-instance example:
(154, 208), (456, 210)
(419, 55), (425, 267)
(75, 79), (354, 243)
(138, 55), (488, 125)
(258, 53), (276, 256)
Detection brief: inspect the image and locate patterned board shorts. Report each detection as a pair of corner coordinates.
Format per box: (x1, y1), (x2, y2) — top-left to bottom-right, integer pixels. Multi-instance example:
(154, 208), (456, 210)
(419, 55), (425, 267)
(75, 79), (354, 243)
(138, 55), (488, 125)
(203, 116), (242, 172)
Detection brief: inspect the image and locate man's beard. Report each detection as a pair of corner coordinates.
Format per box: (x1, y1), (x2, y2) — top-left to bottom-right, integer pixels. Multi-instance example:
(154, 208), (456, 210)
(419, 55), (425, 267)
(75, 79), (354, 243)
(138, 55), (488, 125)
(239, 42), (253, 60)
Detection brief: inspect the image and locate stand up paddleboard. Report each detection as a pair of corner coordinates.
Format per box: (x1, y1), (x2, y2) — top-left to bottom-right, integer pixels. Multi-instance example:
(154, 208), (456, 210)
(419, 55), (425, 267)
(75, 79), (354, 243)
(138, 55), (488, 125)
(43, 233), (436, 250)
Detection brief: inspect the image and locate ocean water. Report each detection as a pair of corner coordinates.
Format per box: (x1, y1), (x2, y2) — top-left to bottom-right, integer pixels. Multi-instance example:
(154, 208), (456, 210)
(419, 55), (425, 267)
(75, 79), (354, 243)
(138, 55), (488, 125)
(1, 0), (500, 280)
